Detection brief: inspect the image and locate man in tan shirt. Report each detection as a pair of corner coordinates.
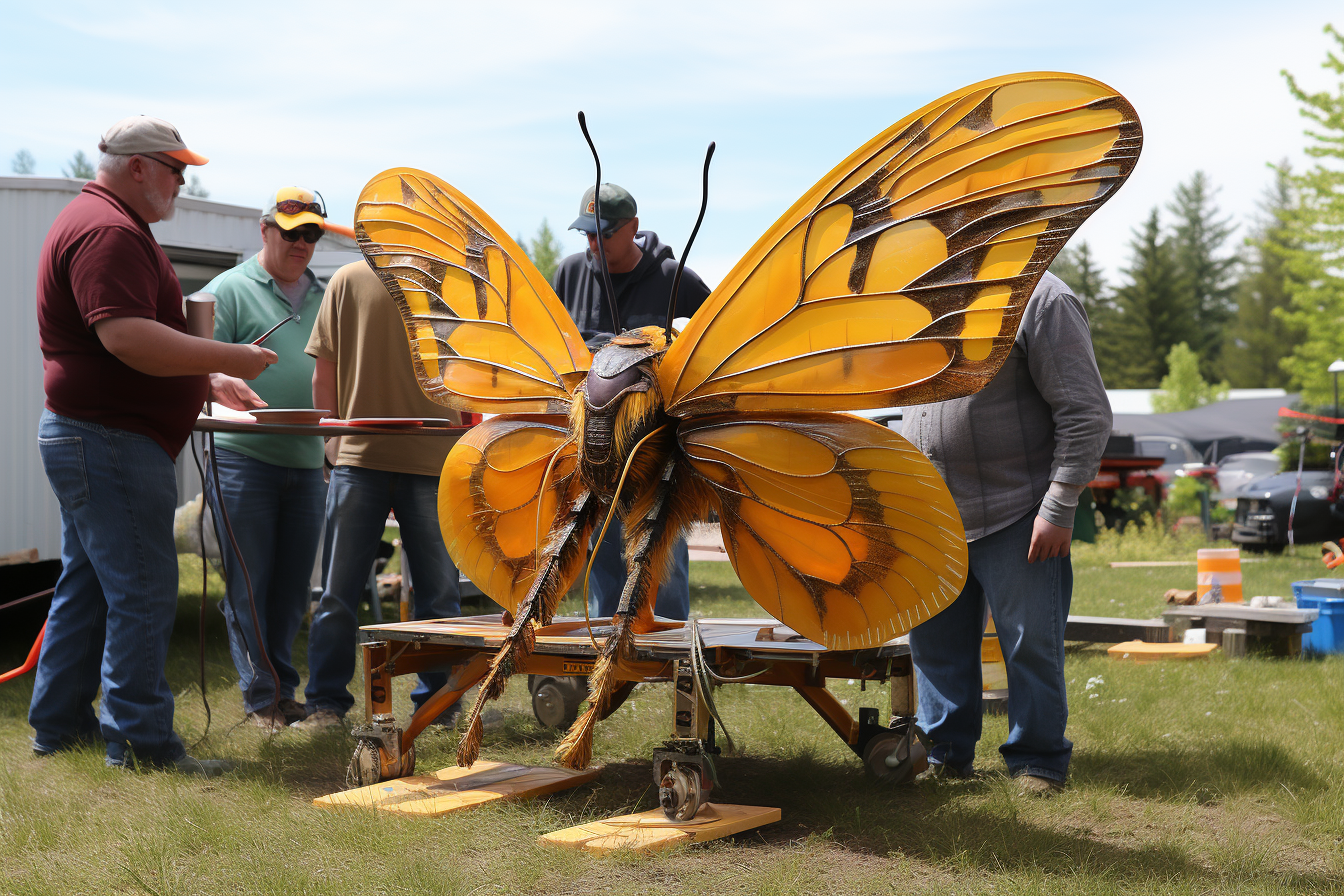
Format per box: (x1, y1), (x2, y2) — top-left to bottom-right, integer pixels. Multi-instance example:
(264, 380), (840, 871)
(296, 261), (462, 729)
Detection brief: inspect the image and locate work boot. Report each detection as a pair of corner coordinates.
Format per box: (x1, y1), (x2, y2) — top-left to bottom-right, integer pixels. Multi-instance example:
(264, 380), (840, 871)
(1016, 774), (1065, 797)
(277, 698), (308, 724)
(290, 709), (343, 731)
(245, 706), (289, 732)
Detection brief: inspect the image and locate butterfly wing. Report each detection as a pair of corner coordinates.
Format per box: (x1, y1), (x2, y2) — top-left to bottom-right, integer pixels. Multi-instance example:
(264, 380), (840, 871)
(679, 412), (967, 649)
(439, 415), (582, 615)
(356, 168), (591, 414)
(659, 72), (1140, 415)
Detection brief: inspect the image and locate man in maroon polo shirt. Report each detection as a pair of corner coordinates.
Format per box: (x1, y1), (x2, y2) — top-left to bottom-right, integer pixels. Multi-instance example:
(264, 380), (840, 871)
(31, 116), (275, 775)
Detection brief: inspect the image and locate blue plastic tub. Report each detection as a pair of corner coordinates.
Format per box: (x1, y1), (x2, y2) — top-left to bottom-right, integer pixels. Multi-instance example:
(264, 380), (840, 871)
(1290, 579), (1344, 655)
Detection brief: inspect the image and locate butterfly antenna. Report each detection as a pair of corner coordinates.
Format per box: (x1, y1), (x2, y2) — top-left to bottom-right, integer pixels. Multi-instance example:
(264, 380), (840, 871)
(666, 141), (715, 342)
(577, 112), (622, 335)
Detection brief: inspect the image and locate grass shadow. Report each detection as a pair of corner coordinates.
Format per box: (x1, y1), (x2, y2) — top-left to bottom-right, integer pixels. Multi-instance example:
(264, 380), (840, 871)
(1072, 738), (1329, 800)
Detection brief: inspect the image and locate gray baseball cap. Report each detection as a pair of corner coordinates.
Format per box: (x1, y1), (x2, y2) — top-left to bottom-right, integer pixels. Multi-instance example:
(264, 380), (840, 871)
(98, 116), (208, 166)
(569, 183), (636, 235)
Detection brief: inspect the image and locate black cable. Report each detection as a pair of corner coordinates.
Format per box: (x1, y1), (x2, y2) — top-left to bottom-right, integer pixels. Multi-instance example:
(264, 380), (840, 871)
(188, 431), (212, 741)
(577, 112), (621, 335)
(665, 142), (715, 341)
(205, 429), (284, 732)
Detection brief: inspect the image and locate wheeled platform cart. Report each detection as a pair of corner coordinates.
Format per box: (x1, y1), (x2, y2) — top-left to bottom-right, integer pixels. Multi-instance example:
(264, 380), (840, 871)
(349, 614), (925, 820)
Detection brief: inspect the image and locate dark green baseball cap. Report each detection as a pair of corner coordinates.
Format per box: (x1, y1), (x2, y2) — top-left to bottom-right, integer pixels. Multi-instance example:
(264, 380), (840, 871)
(569, 183), (637, 235)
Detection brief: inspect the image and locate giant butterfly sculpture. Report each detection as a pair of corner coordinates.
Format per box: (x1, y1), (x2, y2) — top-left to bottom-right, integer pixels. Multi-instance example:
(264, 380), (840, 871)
(352, 72), (1141, 769)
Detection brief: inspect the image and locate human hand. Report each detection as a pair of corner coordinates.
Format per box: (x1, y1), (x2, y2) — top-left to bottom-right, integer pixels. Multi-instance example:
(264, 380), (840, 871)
(209, 373), (268, 411)
(227, 344), (278, 380)
(1027, 515), (1072, 563)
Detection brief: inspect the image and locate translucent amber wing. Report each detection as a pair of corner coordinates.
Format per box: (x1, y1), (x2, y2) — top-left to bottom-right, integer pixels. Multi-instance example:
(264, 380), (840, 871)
(660, 72), (1141, 416)
(439, 416), (582, 614)
(679, 412), (967, 649)
(357, 169), (591, 414)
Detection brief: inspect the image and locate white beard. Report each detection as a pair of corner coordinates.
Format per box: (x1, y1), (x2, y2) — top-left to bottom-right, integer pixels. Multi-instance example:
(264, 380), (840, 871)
(145, 178), (178, 221)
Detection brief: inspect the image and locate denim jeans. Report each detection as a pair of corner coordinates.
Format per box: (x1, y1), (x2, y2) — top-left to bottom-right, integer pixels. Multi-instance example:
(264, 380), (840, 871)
(586, 522), (690, 621)
(30, 410), (186, 766)
(305, 466), (461, 717)
(205, 447), (325, 714)
(908, 508), (1073, 783)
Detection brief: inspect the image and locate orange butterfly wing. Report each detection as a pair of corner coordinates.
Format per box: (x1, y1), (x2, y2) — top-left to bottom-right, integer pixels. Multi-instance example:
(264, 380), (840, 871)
(439, 415), (582, 614)
(680, 413), (967, 649)
(356, 168), (590, 414)
(659, 72), (1141, 416)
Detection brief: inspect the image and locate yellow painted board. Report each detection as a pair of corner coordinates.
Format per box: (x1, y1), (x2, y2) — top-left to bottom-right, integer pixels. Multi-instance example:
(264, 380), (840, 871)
(1107, 640), (1218, 663)
(540, 803), (782, 855)
(314, 761), (601, 816)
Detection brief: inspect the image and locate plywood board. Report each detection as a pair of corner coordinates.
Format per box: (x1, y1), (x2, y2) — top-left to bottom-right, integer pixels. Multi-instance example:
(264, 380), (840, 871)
(1107, 640), (1219, 663)
(314, 761), (601, 817)
(540, 803), (781, 855)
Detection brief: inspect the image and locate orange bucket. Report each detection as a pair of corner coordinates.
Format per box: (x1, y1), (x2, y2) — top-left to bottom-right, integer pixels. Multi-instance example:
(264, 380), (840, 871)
(1196, 547), (1242, 604)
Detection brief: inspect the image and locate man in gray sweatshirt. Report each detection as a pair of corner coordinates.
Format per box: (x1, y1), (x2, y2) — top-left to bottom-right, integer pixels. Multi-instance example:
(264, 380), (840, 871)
(902, 271), (1111, 796)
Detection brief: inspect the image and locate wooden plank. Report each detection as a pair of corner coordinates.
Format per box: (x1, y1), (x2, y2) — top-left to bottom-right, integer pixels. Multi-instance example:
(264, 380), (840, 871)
(1162, 605), (1317, 624)
(1066, 615), (1171, 643)
(1106, 640), (1218, 662)
(540, 804), (782, 855)
(314, 761), (601, 817)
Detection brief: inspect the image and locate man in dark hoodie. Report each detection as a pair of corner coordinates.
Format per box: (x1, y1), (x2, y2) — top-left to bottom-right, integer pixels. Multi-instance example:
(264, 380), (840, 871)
(552, 183), (711, 619)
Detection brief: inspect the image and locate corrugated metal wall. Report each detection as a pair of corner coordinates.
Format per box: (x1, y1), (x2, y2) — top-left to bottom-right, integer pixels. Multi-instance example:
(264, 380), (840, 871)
(1, 177), (361, 560)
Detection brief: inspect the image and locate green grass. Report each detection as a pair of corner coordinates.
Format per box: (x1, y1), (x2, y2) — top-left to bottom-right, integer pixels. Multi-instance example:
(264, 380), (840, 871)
(2, 538), (1343, 895)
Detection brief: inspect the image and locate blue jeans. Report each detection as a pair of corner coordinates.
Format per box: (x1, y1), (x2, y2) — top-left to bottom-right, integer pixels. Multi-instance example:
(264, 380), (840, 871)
(305, 466), (461, 717)
(908, 509), (1073, 783)
(205, 447), (325, 713)
(30, 410), (186, 766)
(586, 522), (690, 621)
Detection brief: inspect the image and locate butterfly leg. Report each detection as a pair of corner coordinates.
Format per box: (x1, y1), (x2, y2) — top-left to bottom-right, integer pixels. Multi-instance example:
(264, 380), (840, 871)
(456, 489), (598, 767)
(555, 460), (711, 769)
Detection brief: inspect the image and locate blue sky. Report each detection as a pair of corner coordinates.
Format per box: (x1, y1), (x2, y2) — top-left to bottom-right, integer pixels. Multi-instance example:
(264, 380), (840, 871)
(2, 1), (1339, 288)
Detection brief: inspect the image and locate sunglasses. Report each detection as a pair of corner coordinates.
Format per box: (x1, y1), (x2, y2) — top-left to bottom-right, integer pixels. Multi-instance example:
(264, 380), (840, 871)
(589, 218), (629, 240)
(274, 198), (326, 217)
(278, 225), (323, 244)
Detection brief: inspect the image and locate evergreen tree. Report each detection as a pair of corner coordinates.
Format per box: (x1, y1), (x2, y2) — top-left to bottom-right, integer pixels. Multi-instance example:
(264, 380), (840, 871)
(185, 175), (209, 198)
(1048, 241), (1107, 311)
(62, 150), (94, 180)
(1166, 171), (1238, 378)
(1279, 25), (1344, 405)
(1104, 208), (1195, 387)
(527, 219), (563, 284)
(11, 149), (35, 174)
(1220, 164), (1304, 387)
(1152, 342), (1229, 412)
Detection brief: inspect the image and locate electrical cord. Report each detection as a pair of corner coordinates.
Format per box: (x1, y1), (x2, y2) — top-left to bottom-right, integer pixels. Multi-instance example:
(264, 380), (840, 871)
(204, 426), (285, 735)
(188, 432), (212, 741)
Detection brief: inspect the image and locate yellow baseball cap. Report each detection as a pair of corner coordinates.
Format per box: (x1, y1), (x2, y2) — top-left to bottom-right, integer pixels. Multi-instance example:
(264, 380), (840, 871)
(264, 186), (327, 230)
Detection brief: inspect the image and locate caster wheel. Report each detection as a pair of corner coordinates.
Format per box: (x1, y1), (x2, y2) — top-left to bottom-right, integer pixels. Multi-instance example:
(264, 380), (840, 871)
(863, 726), (928, 783)
(529, 675), (587, 729)
(659, 764), (703, 821)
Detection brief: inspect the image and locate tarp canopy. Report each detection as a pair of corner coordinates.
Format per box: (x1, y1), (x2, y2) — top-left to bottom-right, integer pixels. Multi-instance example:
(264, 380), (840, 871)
(1112, 395), (1297, 460)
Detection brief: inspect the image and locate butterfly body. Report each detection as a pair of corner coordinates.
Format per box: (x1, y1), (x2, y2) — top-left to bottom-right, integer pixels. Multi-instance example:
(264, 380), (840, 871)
(353, 71), (1143, 770)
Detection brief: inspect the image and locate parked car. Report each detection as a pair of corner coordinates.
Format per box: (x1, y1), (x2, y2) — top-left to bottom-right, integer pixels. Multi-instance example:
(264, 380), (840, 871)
(1231, 470), (1344, 551)
(1214, 451), (1281, 500)
(1134, 435), (1202, 484)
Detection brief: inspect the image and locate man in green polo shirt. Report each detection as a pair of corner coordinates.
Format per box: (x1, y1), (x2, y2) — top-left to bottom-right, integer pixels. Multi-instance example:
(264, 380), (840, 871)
(204, 187), (329, 729)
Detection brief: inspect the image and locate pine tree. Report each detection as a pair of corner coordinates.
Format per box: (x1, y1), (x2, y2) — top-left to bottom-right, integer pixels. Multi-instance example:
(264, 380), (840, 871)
(1104, 208), (1195, 387)
(11, 149), (35, 174)
(62, 150), (94, 180)
(514, 220), (564, 283)
(1048, 241), (1107, 311)
(185, 175), (209, 198)
(1166, 171), (1238, 378)
(1152, 342), (1229, 412)
(1220, 164), (1305, 387)
(1279, 25), (1344, 406)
